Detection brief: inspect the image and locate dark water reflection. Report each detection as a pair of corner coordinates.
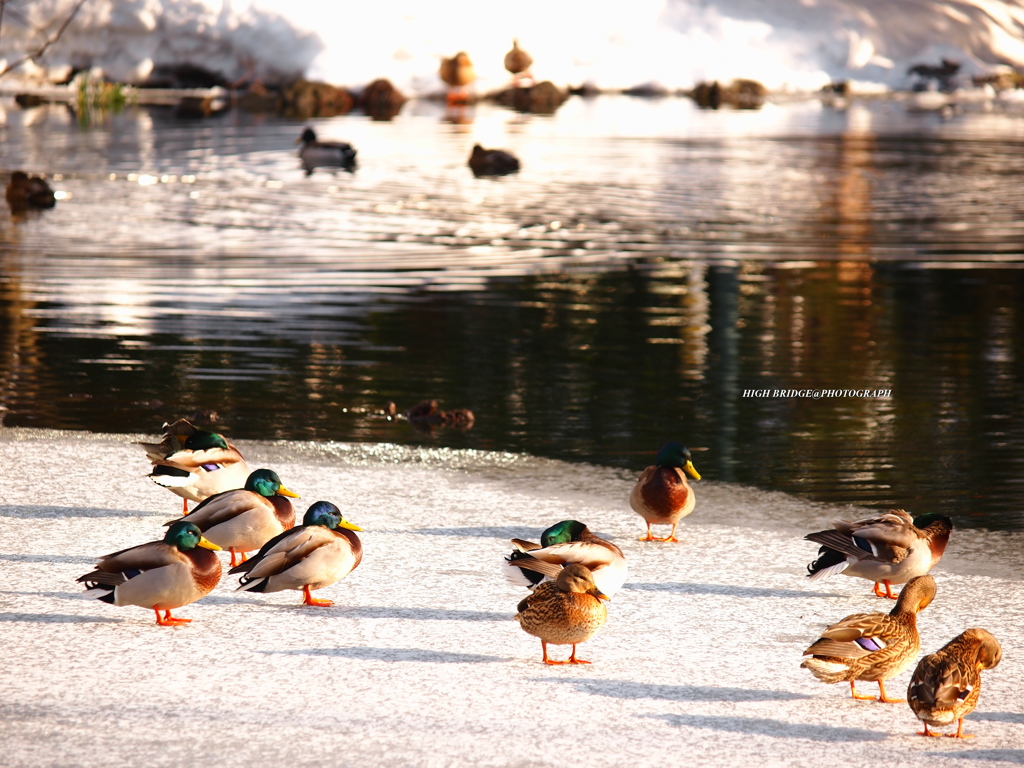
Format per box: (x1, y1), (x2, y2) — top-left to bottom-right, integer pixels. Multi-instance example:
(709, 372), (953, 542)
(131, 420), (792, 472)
(1, 98), (1022, 529)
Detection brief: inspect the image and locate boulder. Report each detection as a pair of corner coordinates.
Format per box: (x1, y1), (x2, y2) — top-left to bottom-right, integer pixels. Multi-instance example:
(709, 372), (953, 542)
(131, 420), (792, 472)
(491, 80), (567, 114)
(282, 79), (355, 118)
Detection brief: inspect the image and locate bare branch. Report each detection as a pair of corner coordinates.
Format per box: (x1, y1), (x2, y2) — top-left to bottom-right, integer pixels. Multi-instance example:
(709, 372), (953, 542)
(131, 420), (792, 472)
(0, 0), (89, 79)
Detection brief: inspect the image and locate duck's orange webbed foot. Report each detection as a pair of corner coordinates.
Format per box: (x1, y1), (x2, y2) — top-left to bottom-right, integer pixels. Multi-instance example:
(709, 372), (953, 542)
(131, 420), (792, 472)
(876, 680), (905, 703)
(850, 681), (877, 700)
(302, 585), (333, 607)
(947, 719), (975, 739)
(916, 723), (944, 737)
(872, 580), (898, 599)
(567, 645), (592, 664)
(155, 609), (191, 626)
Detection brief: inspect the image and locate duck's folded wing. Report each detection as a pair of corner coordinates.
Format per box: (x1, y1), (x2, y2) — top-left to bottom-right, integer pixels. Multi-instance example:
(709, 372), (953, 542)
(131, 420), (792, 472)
(510, 538), (540, 552)
(236, 527), (335, 578)
(528, 539), (617, 569)
(804, 528), (908, 563)
(507, 553), (564, 580)
(162, 444), (241, 471)
(173, 490), (255, 528)
(83, 541), (178, 576)
(804, 613), (891, 657)
(910, 655), (971, 708)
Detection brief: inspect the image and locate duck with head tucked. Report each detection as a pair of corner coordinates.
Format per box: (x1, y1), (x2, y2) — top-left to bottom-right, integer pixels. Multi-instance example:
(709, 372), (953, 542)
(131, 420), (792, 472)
(630, 441), (701, 542)
(515, 562), (609, 665)
(77, 520), (222, 626)
(139, 418), (251, 514)
(908, 627), (1002, 738)
(805, 509), (952, 599)
(231, 500), (363, 607)
(801, 574), (937, 703)
(504, 519), (626, 598)
(6, 171), (56, 212)
(468, 144), (520, 177)
(297, 127), (357, 175)
(171, 468), (300, 567)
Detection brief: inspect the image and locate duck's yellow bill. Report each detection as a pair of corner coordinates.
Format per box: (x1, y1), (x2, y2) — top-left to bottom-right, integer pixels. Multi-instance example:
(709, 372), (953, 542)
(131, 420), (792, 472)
(198, 537), (221, 551)
(339, 519), (363, 532)
(684, 460), (702, 481)
(277, 486), (301, 499)
(592, 590), (610, 602)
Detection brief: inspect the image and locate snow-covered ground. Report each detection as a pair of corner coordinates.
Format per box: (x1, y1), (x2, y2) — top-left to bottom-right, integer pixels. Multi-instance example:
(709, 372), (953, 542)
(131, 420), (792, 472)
(5, 1), (1024, 93)
(0, 429), (1022, 767)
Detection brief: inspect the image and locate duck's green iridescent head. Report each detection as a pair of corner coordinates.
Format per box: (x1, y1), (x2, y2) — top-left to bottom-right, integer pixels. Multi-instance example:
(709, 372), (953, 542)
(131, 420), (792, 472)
(655, 442), (701, 480)
(245, 469), (301, 499)
(183, 431), (229, 451)
(541, 519), (587, 547)
(303, 500), (363, 531)
(165, 520), (221, 551)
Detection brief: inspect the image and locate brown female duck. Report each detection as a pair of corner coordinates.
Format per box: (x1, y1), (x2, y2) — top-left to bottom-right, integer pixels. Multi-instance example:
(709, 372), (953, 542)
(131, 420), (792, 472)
(801, 574), (936, 702)
(514, 563), (608, 665)
(908, 627), (1002, 738)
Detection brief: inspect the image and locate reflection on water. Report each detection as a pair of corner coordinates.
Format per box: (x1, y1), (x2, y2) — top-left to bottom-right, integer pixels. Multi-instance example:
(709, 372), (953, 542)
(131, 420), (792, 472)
(1, 98), (1022, 529)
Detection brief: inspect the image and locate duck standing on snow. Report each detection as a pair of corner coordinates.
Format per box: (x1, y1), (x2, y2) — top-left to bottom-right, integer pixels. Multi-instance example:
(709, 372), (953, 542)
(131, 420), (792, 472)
(468, 144), (519, 177)
(77, 520), (222, 626)
(503, 39), (533, 82)
(139, 418), (251, 513)
(440, 51), (475, 104)
(805, 509), (952, 599)
(231, 500), (363, 607)
(504, 519), (626, 598)
(515, 563), (609, 665)
(630, 441), (701, 542)
(172, 468), (300, 567)
(908, 627), (1002, 738)
(801, 574), (937, 703)
(297, 127), (357, 175)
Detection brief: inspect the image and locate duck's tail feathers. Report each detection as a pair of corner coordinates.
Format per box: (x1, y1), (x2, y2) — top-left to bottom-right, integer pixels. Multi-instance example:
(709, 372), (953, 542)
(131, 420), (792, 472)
(236, 575), (269, 593)
(807, 548), (850, 580)
(503, 551), (555, 588)
(148, 465), (197, 488)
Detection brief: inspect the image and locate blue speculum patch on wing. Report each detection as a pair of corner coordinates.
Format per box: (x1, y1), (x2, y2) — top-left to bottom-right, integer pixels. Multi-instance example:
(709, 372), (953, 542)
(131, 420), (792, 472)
(855, 636), (885, 652)
(201, 463), (221, 472)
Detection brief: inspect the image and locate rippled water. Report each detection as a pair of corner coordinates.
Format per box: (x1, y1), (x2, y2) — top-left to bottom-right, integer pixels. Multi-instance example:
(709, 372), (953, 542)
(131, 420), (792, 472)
(2, 96), (1023, 529)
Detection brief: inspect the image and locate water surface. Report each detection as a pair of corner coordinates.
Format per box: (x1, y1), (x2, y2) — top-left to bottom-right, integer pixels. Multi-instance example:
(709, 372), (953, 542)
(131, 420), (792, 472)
(2, 96), (1022, 529)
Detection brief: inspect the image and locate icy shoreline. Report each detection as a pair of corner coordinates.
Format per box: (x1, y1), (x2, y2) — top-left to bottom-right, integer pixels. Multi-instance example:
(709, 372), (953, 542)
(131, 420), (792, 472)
(0, 428), (1021, 767)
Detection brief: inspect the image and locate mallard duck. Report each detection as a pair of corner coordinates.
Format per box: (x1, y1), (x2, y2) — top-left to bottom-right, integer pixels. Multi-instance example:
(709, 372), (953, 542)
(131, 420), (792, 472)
(172, 468), (299, 567)
(503, 519), (627, 597)
(139, 419), (251, 513)
(230, 500), (363, 607)
(468, 144), (520, 177)
(630, 442), (701, 542)
(440, 52), (475, 104)
(514, 563), (608, 664)
(504, 39), (533, 80)
(77, 520), (222, 626)
(801, 574), (936, 702)
(297, 127), (357, 174)
(806, 509), (953, 599)
(6, 171), (56, 212)
(908, 628), (1002, 738)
